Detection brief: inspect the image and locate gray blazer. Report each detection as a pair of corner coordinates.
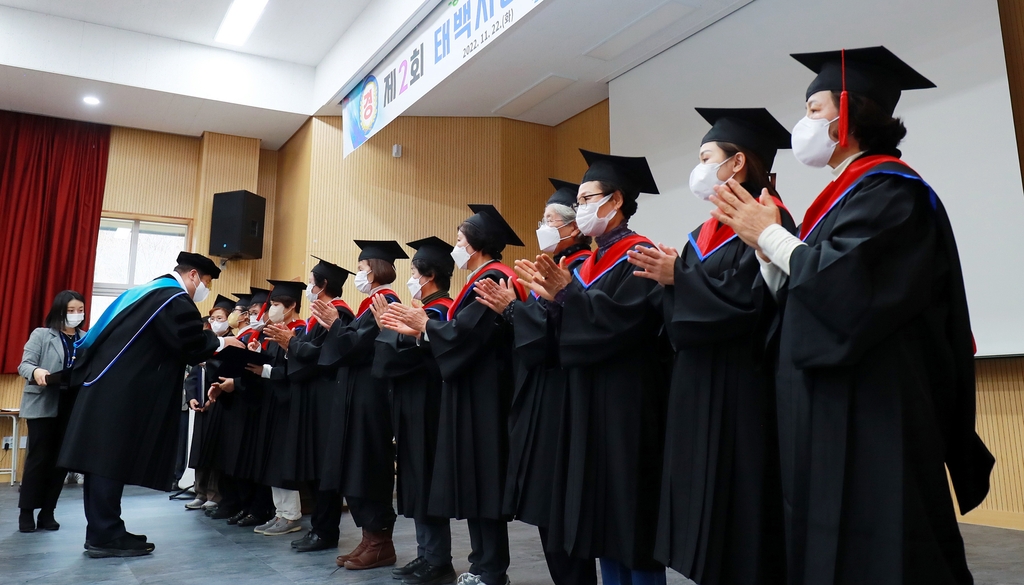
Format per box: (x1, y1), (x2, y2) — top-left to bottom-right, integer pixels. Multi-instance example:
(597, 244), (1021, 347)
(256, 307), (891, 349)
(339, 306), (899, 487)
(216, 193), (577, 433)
(18, 327), (75, 419)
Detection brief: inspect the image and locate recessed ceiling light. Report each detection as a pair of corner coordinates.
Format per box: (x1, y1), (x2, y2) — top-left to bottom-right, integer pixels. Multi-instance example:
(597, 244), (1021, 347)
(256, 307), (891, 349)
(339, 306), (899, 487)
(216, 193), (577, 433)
(83, 96), (100, 106)
(215, 0), (269, 46)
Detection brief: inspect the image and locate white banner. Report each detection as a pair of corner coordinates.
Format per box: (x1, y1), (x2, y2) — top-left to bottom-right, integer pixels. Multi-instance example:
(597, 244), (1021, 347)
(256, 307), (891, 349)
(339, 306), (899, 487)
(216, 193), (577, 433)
(342, 0), (548, 157)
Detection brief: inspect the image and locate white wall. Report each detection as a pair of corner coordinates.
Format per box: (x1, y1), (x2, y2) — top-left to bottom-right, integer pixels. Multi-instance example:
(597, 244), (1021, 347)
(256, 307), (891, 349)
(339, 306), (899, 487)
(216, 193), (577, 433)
(610, 0), (1024, 356)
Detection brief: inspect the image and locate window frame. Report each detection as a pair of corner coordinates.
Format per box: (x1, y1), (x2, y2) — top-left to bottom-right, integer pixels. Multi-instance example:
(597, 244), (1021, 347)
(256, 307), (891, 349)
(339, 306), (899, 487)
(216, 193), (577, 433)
(92, 215), (191, 298)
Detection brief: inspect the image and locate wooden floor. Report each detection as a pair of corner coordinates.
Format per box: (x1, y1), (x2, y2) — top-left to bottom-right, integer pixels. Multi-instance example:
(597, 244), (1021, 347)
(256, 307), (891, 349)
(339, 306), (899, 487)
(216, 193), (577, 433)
(1, 483), (1021, 584)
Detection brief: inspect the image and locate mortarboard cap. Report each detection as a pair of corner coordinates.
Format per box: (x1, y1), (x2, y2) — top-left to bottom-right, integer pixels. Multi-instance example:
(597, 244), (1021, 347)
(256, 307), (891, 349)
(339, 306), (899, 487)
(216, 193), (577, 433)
(231, 293), (253, 309)
(355, 240), (410, 264)
(267, 280), (306, 302)
(792, 45), (935, 118)
(176, 251), (221, 279)
(212, 295), (236, 312)
(249, 286), (270, 308)
(580, 150), (659, 198)
(407, 236), (456, 276)
(547, 179), (580, 208)
(310, 255), (352, 288)
(464, 204), (525, 247)
(696, 108), (792, 171)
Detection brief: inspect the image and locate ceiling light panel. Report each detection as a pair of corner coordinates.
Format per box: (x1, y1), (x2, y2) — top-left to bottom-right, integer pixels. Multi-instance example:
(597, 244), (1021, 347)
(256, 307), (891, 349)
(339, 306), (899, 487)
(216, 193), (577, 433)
(585, 1), (697, 62)
(215, 0), (269, 46)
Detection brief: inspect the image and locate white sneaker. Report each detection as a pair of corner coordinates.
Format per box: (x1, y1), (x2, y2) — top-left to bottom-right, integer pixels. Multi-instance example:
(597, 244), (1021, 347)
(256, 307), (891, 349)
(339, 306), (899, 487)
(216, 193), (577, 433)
(75, 473), (84, 485)
(185, 498), (206, 510)
(253, 516), (280, 534)
(456, 574), (481, 585)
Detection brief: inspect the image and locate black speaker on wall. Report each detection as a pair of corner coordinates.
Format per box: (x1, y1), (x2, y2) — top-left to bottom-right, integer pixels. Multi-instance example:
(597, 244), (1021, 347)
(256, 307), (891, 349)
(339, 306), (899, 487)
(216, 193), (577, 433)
(209, 190), (265, 260)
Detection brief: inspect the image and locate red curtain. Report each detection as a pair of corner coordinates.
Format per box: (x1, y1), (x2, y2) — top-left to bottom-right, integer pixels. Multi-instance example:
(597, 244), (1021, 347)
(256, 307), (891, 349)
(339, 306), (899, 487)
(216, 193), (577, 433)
(0, 111), (110, 374)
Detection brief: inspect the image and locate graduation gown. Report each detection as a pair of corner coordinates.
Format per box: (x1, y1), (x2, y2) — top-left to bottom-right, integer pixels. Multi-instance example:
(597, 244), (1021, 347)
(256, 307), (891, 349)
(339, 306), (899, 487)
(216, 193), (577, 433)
(654, 201), (793, 585)
(773, 154), (994, 585)
(426, 262), (524, 521)
(503, 245), (591, 528)
(547, 230), (670, 571)
(372, 293), (453, 520)
(318, 291), (399, 500)
(258, 319), (306, 488)
(285, 301), (355, 483)
(59, 277), (220, 490)
(186, 359), (224, 470)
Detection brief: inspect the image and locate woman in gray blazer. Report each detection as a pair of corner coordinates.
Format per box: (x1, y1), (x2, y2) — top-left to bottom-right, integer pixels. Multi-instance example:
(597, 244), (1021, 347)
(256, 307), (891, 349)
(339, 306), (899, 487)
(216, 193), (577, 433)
(18, 290), (86, 533)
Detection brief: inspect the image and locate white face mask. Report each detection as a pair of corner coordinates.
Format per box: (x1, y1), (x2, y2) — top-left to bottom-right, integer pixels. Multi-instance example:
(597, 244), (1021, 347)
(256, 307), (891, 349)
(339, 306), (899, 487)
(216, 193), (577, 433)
(354, 270), (373, 294)
(792, 116), (839, 168)
(192, 279), (210, 303)
(249, 313), (259, 325)
(306, 282), (319, 302)
(407, 275), (426, 300)
(536, 223), (572, 253)
(575, 194), (616, 237)
(267, 304), (285, 324)
(689, 155), (735, 201)
(65, 313), (85, 328)
(210, 320), (230, 334)
(450, 244), (475, 270)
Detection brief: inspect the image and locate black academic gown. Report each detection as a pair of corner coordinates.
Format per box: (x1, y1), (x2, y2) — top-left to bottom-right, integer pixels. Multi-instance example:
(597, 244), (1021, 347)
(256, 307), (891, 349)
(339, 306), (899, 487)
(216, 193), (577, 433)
(318, 292), (399, 500)
(547, 231), (670, 571)
(285, 303), (356, 483)
(186, 360), (221, 470)
(654, 206), (794, 585)
(59, 279), (220, 490)
(215, 335), (268, 482)
(503, 245), (591, 528)
(257, 321), (305, 489)
(372, 294), (452, 520)
(773, 156), (994, 585)
(426, 263), (521, 521)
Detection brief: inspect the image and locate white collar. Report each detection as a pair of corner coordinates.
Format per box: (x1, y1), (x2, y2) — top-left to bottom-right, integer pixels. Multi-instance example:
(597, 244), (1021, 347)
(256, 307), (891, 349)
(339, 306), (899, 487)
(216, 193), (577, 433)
(367, 284), (389, 297)
(831, 151), (866, 181)
(170, 271), (189, 292)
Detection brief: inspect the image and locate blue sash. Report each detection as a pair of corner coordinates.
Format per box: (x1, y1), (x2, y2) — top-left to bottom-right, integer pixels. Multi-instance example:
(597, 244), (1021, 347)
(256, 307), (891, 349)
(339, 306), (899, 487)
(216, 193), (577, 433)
(77, 276), (183, 350)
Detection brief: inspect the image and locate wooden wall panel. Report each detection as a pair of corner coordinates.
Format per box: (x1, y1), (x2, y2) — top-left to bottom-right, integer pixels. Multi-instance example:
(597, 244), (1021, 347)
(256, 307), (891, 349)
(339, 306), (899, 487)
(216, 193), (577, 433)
(102, 127), (199, 219)
(251, 149), (278, 286)
(499, 118), (557, 263)
(958, 357), (1024, 530)
(306, 116), (502, 309)
(272, 119), (313, 281)
(554, 100), (611, 183)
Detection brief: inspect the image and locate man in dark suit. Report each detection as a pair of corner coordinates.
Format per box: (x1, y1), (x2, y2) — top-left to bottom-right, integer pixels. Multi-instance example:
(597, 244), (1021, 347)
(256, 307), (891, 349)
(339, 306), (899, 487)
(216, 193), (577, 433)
(59, 252), (244, 558)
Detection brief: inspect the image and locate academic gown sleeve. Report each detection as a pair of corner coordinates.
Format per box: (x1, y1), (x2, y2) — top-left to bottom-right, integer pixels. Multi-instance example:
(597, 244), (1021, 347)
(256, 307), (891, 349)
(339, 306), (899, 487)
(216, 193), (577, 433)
(319, 299), (396, 369)
(152, 294), (221, 365)
(510, 297), (551, 370)
(426, 275), (506, 380)
(558, 260), (664, 366)
(785, 174), (941, 369)
(667, 211), (796, 347)
(372, 309), (446, 379)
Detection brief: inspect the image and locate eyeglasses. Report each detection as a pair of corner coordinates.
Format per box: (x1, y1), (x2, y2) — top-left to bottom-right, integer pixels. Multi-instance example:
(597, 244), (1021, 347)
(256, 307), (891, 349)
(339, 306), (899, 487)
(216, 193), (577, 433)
(571, 191), (612, 211)
(537, 219), (569, 229)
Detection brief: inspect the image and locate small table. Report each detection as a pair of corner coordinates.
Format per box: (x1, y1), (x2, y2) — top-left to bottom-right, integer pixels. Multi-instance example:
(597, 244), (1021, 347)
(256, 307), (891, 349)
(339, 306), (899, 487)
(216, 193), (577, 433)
(0, 409), (19, 485)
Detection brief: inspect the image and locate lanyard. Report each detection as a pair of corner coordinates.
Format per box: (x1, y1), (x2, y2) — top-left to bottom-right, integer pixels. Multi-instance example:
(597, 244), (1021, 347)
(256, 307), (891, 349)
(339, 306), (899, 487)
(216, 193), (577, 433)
(59, 332), (76, 369)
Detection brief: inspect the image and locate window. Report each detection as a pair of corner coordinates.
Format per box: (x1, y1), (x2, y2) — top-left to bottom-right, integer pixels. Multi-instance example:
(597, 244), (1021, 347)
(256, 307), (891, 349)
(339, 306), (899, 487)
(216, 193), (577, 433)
(91, 218), (189, 326)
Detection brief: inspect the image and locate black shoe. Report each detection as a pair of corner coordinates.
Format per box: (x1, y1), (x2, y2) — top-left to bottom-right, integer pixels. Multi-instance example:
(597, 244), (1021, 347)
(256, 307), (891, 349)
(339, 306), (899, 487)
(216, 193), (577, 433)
(393, 557), (428, 579)
(236, 513), (269, 527)
(86, 534), (156, 558)
(226, 510), (248, 525)
(36, 511), (60, 531)
(404, 562), (457, 585)
(19, 509), (35, 533)
(291, 530), (314, 548)
(210, 506), (238, 520)
(85, 532), (147, 550)
(293, 531), (338, 552)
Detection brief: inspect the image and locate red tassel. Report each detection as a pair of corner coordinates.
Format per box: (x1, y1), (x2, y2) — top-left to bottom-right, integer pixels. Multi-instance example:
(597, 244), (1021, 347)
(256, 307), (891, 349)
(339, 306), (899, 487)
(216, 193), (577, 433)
(839, 49), (849, 147)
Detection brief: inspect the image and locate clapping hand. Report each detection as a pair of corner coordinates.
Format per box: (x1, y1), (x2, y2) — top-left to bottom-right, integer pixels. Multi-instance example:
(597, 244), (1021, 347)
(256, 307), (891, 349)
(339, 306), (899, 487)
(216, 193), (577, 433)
(709, 179), (781, 250)
(265, 323), (295, 351)
(475, 278), (517, 314)
(380, 303), (429, 338)
(310, 299), (339, 329)
(628, 244), (679, 286)
(368, 294), (391, 329)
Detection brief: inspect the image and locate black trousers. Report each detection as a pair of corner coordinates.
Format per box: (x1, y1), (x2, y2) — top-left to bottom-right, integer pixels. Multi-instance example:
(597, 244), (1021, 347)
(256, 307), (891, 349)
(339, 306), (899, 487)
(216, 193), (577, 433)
(416, 517), (453, 566)
(82, 473), (126, 545)
(540, 526), (598, 585)
(219, 474), (272, 516)
(347, 496), (396, 532)
(19, 390), (76, 511)
(467, 518), (510, 585)
(174, 410), (189, 482)
(311, 488), (343, 541)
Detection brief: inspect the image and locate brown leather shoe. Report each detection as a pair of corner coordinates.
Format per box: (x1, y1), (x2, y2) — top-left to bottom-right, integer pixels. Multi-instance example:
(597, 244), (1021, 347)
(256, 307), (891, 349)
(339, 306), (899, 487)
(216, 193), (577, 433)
(336, 530), (369, 567)
(343, 527), (397, 570)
